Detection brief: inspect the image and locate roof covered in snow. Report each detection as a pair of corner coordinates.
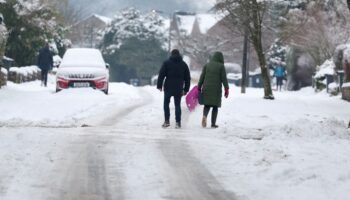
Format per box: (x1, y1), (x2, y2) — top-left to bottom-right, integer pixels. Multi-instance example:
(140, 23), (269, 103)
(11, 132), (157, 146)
(175, 14), (196, 35)
(195, 14), (223, 34)
(93, 14), (112, 25)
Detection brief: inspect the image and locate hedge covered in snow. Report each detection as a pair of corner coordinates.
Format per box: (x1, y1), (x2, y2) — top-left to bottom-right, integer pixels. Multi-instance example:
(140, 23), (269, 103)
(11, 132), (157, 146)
(8, 66), (41, 83)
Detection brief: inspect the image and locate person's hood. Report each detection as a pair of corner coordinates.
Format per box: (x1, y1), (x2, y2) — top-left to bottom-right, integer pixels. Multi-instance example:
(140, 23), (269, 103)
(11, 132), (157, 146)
(211, 52), (224, 64)
(170, 54), (183, 62)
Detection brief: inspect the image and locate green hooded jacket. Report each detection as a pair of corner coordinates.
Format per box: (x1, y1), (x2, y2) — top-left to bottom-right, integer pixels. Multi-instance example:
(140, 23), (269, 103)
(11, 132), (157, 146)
(198, 52), (229, 107)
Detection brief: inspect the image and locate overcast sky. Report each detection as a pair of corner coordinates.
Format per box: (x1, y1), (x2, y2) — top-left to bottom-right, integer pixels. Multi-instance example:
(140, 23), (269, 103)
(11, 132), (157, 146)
(70, 0), (216, 17)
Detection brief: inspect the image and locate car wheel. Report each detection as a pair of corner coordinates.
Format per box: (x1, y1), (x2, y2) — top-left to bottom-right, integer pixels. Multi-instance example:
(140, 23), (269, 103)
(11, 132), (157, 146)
(56, 87), (61, 93)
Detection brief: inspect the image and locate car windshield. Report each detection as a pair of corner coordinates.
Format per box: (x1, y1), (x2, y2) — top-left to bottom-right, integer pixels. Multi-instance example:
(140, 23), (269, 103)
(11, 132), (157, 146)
(60, 48), (106, 68)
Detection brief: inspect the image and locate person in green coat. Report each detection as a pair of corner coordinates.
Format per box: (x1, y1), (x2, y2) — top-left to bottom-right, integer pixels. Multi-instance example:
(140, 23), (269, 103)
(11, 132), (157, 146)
(198, 51), (229, 128)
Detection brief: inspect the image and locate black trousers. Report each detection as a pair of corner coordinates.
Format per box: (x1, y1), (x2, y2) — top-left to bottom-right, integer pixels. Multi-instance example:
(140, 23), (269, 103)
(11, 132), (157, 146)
(41, 69), (49, 86)
(203, 105), (218, 126)
(276, 77), (283, 90)
(164, 93), (182, 123)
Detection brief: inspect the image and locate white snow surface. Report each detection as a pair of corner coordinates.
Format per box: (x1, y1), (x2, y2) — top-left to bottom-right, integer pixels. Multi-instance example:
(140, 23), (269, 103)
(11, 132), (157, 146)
(1, 67), (7, 75)
(59, 48), (106, 68)
(0, 76), (140, 127)
(0, 80), (349, 200)
(315, 59), (336, 78)
(9, 66), (40, 76)
(93, 14), (112, 25)
(195, 14), (222, 34)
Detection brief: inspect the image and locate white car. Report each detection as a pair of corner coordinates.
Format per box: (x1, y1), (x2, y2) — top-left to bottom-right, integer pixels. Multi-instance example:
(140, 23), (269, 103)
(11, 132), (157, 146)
(56, 48), (109, 94)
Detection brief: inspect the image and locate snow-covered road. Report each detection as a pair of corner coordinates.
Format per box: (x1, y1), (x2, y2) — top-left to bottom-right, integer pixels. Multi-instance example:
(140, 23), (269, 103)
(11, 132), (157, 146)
(0, 80), (349, 200)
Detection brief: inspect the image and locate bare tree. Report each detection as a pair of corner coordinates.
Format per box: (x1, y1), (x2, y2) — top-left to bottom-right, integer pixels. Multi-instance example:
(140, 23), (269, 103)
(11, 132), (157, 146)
(281, 1), (350, 65)
(215, 0), (274, 99)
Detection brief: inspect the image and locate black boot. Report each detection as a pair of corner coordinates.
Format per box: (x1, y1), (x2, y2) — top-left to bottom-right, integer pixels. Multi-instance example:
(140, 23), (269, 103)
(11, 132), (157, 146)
(211, 107), (218, 128)
(162, 121), (170, 128)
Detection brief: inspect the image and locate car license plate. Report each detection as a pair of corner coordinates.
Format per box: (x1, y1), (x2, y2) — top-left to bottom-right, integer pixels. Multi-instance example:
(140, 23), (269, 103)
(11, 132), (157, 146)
(73, 82), (90, 87)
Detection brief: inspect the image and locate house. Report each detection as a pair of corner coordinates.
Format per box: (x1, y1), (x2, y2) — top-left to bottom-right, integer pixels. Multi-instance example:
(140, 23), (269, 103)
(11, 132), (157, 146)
(169, 11), (275, 74)
(169, 12), (247, 71)
(68, 14), (112, 48)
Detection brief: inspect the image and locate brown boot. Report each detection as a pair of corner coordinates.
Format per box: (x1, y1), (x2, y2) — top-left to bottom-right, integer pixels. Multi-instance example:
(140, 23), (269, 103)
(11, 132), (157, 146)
(202, 116), (207, 128)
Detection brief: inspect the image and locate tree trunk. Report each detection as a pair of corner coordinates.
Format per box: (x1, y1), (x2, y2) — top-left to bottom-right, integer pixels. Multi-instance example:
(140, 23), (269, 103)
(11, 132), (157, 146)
(348, 0), (350, 11)
(257, 51), (274, 99)
(241, 29), (249, 94)
(251, 0), (274, 99)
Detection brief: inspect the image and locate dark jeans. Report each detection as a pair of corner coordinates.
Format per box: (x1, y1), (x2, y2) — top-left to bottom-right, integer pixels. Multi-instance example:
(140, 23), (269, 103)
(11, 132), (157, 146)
(164, 93), (182, 123)
(41, 69), (48, 86)
(276, 77), (283, 90)
(203, 105), (218, 126)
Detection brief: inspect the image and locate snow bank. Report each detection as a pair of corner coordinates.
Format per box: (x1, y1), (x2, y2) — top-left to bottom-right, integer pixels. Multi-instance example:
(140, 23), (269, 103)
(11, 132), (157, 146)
(314, 59), (335, 78)
(1, 67), (7, 75)
(342, 82), (350, 88)
(0, 77), (142, 127)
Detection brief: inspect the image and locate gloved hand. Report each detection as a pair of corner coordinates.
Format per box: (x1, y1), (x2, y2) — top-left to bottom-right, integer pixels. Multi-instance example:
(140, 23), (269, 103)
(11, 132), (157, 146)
(224, 88), (229, 98)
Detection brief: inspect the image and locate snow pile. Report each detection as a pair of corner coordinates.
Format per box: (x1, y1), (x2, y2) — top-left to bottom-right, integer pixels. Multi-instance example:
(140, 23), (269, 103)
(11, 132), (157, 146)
(53, 55), (62, 67)
(1, 67), (7, 75)
(314, 59), (335, 79)
(0, 78), (142, 127)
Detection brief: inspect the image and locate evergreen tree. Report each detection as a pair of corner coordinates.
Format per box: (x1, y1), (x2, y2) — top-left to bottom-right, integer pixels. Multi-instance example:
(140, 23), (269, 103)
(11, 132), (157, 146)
(0, 0), (69, 66)
(100, 8), (168, 84)
(267, 40), (287, 69)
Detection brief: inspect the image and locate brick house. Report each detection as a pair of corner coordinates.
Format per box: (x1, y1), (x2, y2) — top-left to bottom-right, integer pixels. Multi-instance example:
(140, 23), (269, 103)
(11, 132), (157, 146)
(68, 14), (112, 48)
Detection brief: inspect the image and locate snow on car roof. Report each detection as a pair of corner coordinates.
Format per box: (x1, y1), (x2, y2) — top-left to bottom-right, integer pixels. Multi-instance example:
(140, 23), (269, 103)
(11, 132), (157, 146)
(60, 48), (106, 68)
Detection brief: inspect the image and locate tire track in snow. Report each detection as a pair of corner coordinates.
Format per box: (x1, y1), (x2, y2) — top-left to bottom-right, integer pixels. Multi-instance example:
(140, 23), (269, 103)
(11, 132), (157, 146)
(159, 137), (238, 200)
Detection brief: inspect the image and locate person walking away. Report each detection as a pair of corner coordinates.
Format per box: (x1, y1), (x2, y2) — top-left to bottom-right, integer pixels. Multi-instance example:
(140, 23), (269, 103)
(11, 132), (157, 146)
(37, 43), (53, 87)
(273, 62), (286, 91)
(157, 49), (191, 129)
(198, 51), (229, 128)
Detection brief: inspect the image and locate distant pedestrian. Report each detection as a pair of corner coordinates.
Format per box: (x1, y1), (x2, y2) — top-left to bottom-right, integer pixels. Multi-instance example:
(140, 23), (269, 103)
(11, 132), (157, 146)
(273, 61), (286, 91)
(157, 49), (191, 129)
(198, 51), (229, 128)
(37, 43), (53, 87)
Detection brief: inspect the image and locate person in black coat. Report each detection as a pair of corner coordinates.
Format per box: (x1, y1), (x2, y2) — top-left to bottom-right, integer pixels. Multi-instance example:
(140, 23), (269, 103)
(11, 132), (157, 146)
(157, 49), (191, 128)
(37, 43), (53, 87)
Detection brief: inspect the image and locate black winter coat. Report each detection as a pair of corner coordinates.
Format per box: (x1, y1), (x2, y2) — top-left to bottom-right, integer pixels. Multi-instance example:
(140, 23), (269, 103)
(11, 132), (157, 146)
(37, 47), (53, 71)
(157, 55), (191, 96)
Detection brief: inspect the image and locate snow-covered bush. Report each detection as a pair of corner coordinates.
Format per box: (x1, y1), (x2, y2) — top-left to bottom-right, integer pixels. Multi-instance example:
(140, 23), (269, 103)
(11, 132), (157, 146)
(100, 8), (168, 83)
(313, 59), (336, 92)
(100, 8), (167, 55)
(8, 66), (41, 83)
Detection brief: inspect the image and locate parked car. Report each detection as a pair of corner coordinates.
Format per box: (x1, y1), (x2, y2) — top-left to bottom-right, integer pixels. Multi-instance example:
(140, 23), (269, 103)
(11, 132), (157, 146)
(56, 48), (109, 94)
